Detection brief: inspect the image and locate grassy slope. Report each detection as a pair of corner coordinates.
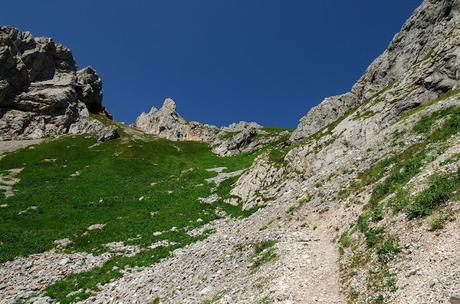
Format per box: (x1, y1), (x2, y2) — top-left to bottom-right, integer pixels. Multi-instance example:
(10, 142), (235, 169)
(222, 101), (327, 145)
(0, 125), (263, 302)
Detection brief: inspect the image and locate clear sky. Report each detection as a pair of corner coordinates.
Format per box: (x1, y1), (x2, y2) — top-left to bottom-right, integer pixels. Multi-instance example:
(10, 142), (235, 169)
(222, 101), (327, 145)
(2, 0), (421, 128)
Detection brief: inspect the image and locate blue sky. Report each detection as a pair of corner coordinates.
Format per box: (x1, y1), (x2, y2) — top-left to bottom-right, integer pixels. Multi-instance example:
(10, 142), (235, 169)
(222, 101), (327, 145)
(2, 0), (420, 128)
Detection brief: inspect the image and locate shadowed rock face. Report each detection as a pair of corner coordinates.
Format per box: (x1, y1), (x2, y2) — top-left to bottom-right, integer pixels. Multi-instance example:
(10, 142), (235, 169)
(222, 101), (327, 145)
(76, 66), (104, 114)
(291, 0), (460, 141)
(0, 26), (116, 141)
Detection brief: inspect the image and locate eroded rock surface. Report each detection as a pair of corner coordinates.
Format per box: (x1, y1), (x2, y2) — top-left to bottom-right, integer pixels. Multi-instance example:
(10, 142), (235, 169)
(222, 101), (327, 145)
(291, 0), (460, 141)
(135, 98), (218, 142)
(135, 98), (285, 156)
(0, 26), (117, 141)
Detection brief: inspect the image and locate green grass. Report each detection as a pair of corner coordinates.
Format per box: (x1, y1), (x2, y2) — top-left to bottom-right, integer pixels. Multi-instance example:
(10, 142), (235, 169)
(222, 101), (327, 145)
(428, 209), (455, 231)
(387, 188), (410, 214)
(353, 110), (376, 121)
(249, 240), (278, 273)
(340, 104), (460, 302)
(261, 127), (293, 134)
(406, 173), (459, 219)
(376, 236), (400, 263)
(338, 232), (352, 249)
(0, 126), (265, 302)
(352, 105), (460, 205)
(0, 135), (256, 262)
(400, 88), (460, 121)
(219, 131), (237, 140)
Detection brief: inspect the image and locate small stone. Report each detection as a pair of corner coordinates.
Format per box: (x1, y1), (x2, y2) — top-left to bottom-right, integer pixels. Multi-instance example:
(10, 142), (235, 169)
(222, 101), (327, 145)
(87, 224), (105, 231)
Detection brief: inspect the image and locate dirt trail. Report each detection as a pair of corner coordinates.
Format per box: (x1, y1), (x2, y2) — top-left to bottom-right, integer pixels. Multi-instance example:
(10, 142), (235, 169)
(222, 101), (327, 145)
(276, 224), (344, 303)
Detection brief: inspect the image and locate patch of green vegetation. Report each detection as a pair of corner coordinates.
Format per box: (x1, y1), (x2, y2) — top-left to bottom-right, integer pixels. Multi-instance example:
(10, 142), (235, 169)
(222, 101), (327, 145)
(400, 88), (460, 121)
(258, 296), (274, 304)
(371, 147), (425, 201)
(261, 127), (293, 135)
(0, 129), (264, 302)
(250, 240), (278, 273)
(220, 131), (237, 140)
(367, 263), (397, 302)
(356, 158), (393, 189)
(349, 249), (369, 268)
(353, 110), (376, 121)
(347, 290), (360, 304)
(387, 188), (411, 214)
(148, 298), (161, 304)
(339, 232), (352, 249)
(428, 208), (455, 231)
(267, 146), (290, 165)
(406, 173), (459, 219)
(376, 236), (400, 263)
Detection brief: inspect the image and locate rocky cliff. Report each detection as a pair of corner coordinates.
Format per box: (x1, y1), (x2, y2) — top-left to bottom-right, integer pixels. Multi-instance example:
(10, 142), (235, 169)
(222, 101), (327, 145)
(0, 26), (117, 141)
(291, 0), (460, 141)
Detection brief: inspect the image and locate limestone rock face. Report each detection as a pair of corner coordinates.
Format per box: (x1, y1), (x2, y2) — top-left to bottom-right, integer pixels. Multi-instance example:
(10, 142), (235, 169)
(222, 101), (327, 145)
(291, 0), (460, 141)
(135, 98), (286, 156)
(0, 26), (116, 141)
(290, 93), (356, 141)
(135, 98), (219, 142)
(222, 121), (262, 132)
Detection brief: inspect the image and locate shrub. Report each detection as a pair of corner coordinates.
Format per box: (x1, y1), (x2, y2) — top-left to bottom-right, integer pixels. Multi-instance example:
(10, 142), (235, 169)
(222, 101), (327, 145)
(428, 209), (455, 231)
(406, 176), (454, 219)
(377, 236), (400, 263)
(339, 232), (352, 248)
(388, 189), (410, 213)
(250, 240), (278, 272)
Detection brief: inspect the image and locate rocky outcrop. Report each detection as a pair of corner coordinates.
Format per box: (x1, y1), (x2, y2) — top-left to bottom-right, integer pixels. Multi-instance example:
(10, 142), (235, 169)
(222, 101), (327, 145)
(135, 98), (219, 142)
(76, 67), (104, 114)
(290, 93), (356, 141)
(291, 0), (460, 141)
(0, 26), (117, 141)
(135, 98), (286, 156)
(222, 121), (262, 132)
